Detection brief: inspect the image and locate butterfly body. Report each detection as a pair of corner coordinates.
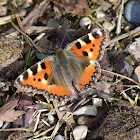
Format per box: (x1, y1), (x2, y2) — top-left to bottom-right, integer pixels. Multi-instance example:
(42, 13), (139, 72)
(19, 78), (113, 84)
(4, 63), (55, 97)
(14, 29), (109, 103)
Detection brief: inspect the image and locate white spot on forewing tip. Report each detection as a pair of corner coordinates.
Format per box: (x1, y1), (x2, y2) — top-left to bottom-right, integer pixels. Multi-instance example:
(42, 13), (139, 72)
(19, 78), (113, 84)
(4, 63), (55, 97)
(27, 69), (33, 77)
(90, 60), (96, 65)
(19, 75), (23, 81)
(42, 79), (47, 85)
(77, 39), (86, 46)
(97, 30), (102, 36)
(88, 33), (94, 41)
(37, 63), (42, 72)
(88, 52), (93, 57)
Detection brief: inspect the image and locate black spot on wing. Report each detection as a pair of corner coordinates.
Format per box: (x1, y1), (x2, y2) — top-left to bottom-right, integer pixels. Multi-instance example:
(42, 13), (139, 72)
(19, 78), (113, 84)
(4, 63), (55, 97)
(90, 48), (93, 51)
(38, 78), (41, 82)
(41, 62), (46, 69)
(23, 71), (28, 80)
(44, 73), (48, 80)
(92, 32), (99, 39)
(75, 42), (81, 49)
(30, 65), (38, 75)
(16, 77), (21, 84)
(82, 51), (88, 56)
(83, 35), (91, 44)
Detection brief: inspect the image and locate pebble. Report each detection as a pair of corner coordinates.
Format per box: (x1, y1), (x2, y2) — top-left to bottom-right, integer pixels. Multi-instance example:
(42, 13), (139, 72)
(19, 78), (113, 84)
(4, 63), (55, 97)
(48, 114), (55, 124)
(73, 105), (97, 116)
(103, 21), (115, 31)
(79, 17), (92, 27)
(54, 135), (64, 140)
(73, 125), (88, 140)
(96, 11), (105, 18)
(77, 116), (87, 125)
(92, 98), (103, 107)
(91, 28), (101, 33)
(124, 0), (140, 24)
(0, 120), (4, 128)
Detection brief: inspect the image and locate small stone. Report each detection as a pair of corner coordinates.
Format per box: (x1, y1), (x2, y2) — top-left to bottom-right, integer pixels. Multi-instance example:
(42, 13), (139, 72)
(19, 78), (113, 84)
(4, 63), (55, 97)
(77, 116), (87, 125)
(79, 17), (91, 27)
(54, 135), (64, 140)
(91, 28), (101, 33)
(73, 125), (88, 140)
(124, 0), (140, 24)
(92, 98), (102, 107)
(103, 22), (114, 31)
(124, 25), (131, 32)
(96, 11), (105, 18)
(0, 120), (4, 128)
(48, 114), (55, 124)
(73, 105), (97, 116)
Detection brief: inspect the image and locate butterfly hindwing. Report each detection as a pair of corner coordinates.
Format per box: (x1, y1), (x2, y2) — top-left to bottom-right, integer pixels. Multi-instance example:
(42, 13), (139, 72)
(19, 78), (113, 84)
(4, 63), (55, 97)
(78, 61), (101, 89)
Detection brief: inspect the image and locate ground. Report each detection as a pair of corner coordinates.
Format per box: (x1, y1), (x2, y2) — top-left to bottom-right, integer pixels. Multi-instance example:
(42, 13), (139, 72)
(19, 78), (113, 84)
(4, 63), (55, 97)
(0, 0), (140, 140)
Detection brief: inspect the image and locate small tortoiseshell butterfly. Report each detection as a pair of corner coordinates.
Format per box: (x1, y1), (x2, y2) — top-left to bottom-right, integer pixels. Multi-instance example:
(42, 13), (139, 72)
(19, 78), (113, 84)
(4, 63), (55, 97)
(14, 29), (109, 104)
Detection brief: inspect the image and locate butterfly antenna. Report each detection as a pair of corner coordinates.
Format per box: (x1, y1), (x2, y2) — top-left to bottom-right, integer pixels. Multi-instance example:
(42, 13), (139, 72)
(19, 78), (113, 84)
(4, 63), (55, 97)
(60, 23), (71, 48)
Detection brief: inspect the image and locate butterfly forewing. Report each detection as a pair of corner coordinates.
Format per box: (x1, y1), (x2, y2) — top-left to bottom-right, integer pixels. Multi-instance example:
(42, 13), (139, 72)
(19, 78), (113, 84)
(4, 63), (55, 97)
(69, 30), (108, 61)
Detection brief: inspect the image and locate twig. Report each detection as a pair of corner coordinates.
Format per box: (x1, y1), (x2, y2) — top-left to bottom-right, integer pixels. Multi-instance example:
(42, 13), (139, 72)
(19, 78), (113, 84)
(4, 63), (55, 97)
(51, 112), (71, 139)
(121, 90), (136, 105)
(0, 10), (26, 25)
(22, 0), (49, 27)
(0, 128), (34, 132)
(11, 22), (42, 52)
(101, 69), (140, 85)
(116, 0), (124, 35)
(31, 126), (55, 139)
(5, 0), (49, 37)
(107, 26), (140, 46)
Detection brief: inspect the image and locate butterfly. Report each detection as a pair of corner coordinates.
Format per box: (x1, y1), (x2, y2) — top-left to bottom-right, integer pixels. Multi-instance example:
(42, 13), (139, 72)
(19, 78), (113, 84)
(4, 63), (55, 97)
(14, 29), (109, 104)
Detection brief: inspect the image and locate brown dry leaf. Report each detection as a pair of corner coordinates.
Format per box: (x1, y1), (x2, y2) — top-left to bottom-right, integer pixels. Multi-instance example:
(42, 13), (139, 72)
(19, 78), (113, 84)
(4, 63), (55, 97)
(135, 66), (140, 83)
(0, 98), (25, 122)
(0, 109), (25, 122)
(96, 81), (111, 94)
(108, 49), (125, 71)
(13, 94), (34, 128)
(60, 0), (89, 15)
(129, 37), (140, 62)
